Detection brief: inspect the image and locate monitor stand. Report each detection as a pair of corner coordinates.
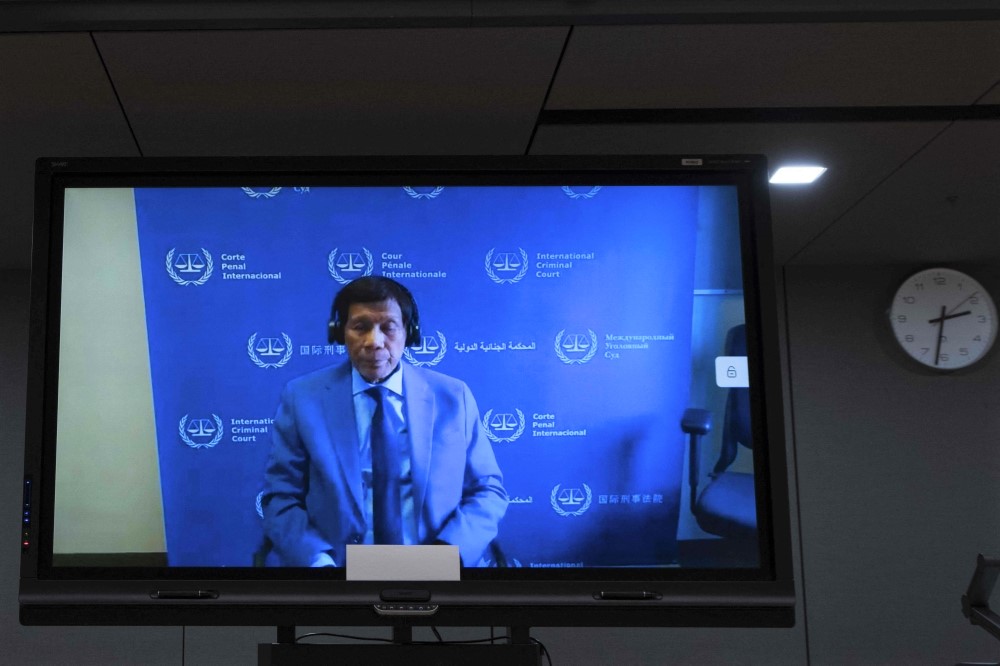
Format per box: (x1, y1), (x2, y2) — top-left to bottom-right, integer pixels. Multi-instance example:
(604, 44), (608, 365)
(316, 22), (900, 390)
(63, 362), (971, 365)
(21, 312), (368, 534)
(258, 625), (542, 665)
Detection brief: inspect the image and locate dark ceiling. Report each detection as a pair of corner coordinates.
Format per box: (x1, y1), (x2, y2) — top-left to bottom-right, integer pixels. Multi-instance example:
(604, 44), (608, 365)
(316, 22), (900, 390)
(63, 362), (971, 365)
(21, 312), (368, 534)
(2, 1), (1000, 270)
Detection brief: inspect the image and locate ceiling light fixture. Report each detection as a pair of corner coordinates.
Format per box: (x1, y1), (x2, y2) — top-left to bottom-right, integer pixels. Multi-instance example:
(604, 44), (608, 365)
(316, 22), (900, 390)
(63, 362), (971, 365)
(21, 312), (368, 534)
(769, 166), (827, 185)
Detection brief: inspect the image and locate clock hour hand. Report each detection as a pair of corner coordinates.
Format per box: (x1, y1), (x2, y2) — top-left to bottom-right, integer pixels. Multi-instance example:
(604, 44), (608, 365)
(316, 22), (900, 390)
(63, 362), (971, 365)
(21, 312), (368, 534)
(928, 309), (971, 324)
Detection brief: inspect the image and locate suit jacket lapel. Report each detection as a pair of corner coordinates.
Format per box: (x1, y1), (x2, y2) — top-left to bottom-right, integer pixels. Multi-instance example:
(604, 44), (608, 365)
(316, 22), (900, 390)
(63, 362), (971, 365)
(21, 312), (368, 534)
(321, 363), (365, 518)
(403, 366), (434, 524)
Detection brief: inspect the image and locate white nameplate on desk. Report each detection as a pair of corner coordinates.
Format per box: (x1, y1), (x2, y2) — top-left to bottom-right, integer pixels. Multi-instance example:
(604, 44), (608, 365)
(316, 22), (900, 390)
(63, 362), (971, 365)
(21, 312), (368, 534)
(345, 545), (461, 581)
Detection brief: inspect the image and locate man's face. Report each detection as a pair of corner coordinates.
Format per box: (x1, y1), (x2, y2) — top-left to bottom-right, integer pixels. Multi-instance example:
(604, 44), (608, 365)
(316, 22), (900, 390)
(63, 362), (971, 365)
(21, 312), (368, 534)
(344, 299), (407, 383)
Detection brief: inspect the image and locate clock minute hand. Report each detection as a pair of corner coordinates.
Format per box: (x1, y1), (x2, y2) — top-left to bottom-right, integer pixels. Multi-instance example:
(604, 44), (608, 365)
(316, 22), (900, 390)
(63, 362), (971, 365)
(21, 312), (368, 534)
(933, 305), (946, 366)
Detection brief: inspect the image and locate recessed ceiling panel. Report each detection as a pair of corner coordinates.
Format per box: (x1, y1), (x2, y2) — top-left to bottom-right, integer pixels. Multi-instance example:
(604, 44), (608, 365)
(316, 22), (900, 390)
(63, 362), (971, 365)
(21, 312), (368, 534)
(549, 22), (1000, 109)
(95, 28), (567, 156)
(0, 33), (139, 271)
(530, 121), (947, 266)
(789, 121), (1000, 266)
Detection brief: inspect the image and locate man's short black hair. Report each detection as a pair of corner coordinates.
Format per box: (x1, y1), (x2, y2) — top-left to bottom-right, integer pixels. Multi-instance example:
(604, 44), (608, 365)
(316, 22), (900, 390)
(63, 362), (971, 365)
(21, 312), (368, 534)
(331, 276), (417, 329)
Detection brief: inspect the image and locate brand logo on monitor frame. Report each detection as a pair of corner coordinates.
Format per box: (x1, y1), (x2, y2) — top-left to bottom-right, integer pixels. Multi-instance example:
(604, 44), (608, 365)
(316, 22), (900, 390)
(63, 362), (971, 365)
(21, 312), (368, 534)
(485, 248), (529, 284)
(403, 331), (447, 367)
(178, 414), (224, 449)
(403, 186), (444, 200)
(482, 408), (526, 443)
(562, 186), (602, 200)
(550, 483), (593, 517)
(241, 187), (283, 199)
(248, 333), (293, 368)
(166, 248), (214, 286)
(554, 329), (598, 364)
(328, 248), (374, 284)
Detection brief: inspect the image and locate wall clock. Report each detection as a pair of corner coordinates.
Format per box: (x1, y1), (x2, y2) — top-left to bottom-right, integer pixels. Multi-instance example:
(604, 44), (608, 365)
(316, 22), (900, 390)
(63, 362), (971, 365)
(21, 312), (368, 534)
(889, 267), (997, 371)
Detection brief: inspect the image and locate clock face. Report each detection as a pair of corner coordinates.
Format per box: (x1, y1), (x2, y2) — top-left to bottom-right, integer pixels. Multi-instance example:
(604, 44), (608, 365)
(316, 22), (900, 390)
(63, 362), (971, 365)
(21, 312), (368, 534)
(889, 267), (997, 370)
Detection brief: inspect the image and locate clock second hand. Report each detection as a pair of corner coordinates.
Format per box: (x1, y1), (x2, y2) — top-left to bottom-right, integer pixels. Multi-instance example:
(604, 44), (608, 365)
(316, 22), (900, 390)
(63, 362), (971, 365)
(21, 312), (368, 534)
(946, 290), (979, 316)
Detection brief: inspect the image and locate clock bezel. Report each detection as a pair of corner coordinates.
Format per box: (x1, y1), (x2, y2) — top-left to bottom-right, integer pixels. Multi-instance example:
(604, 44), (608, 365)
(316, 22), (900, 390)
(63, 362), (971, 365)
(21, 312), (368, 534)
(888, 266), (998, 372)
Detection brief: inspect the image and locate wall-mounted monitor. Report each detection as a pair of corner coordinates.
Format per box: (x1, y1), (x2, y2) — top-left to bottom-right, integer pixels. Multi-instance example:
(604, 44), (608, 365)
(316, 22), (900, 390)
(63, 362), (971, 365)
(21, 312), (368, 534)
(20, 155), (794, 628)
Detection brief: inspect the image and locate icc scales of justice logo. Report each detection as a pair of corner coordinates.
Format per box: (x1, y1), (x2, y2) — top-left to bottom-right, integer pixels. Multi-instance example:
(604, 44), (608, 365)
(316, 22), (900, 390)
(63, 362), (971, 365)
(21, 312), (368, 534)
(328, 247), (374, 285)
(485, 248), (528, 285)
(241, 187), (282, 199)
(403, 186), (444, 200)
(403, 331), (447, 367)
(482, 408), (525, 443)
(247, 333), (293, 368)
(178, 414), (224, 450)
(166, 248), (213, 286)
(561, 186), (602, 200)
(551, 483), (593, 517)
(241, 187), (310, 198)
(554, 329), (598, 365)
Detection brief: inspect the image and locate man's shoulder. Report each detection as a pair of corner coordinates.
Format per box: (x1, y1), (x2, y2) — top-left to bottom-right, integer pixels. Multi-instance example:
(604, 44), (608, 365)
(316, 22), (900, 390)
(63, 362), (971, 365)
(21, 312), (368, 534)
(405, 363), (468, 393)
(284, 360), (352, 393)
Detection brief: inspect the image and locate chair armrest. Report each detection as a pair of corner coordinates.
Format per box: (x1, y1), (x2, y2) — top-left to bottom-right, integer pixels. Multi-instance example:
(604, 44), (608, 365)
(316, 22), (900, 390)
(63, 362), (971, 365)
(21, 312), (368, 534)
(681, 408), (712, 435)
(681, 409), (713, 510)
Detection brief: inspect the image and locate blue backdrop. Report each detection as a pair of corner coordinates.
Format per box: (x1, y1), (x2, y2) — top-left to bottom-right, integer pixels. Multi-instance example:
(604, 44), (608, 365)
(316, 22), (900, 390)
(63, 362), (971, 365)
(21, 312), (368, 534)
(134, 184), (703, 567)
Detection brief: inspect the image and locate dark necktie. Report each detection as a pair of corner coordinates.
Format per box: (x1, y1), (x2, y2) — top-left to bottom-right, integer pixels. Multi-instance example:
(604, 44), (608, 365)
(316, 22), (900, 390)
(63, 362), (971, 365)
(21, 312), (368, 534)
(366, 386), (403, 545)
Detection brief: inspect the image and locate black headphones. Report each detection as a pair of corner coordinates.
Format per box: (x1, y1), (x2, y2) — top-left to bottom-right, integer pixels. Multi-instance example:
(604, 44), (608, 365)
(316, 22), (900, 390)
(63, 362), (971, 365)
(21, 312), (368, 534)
(327, 277), (421, 347)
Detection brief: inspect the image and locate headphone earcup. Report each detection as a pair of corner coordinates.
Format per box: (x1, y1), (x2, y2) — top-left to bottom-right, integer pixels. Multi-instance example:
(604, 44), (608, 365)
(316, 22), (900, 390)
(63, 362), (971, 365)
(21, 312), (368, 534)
(406, 321), (421, 347)
(328, 318), (343, 345)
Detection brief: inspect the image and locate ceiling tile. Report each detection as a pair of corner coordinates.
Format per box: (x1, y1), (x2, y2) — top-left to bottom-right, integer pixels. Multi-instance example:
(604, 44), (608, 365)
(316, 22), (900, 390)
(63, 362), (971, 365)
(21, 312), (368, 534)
(95, 28), (567, 156)
(789, 120), (1000, 266)
(0, 33), (139, 271)
(530, 121), (947, 266)
(549, 22), (1000, 109)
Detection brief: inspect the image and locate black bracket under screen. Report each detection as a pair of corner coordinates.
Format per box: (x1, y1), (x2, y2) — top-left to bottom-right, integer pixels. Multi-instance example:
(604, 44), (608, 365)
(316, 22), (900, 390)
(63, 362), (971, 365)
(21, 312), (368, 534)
(259, 624), (541, 665)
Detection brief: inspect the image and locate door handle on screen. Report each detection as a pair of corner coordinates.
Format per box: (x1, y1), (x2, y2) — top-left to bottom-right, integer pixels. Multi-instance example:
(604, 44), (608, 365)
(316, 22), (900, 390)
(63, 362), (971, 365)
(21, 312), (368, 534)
(594, 591), (662, 601)
(150, 590), (219, 600)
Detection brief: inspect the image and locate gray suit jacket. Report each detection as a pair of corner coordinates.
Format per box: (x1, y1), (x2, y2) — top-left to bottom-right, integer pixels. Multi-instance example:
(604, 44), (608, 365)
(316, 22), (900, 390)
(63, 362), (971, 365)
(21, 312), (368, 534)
(262, 360), (507, 566)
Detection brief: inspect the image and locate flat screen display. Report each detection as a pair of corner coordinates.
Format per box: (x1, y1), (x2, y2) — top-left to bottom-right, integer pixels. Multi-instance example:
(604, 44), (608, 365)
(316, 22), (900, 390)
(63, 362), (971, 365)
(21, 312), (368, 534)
(21, 156), (793, 627)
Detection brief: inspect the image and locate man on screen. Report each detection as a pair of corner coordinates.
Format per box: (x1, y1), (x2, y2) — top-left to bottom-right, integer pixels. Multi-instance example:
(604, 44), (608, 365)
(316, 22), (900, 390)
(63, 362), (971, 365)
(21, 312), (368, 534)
(262, 276), (507, 567)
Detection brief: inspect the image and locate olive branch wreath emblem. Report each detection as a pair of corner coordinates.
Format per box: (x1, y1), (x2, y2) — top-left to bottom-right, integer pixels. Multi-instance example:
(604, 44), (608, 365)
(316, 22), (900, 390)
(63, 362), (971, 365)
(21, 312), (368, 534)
(241, 187), (283, 199)
(550, 483), (593, 517)
(403, 186), (444, 200)
(178, 414), (224, 450)
(554, 329), (599, 365)
(165, 249), (213, 286)
(482, 408), (526, 444)
(403, 331), (448, 367)
(327, 248), (374, 284)
(484, 248), (529, 284)
(247, 333), (294, 369)
(561, 186), (602, 200)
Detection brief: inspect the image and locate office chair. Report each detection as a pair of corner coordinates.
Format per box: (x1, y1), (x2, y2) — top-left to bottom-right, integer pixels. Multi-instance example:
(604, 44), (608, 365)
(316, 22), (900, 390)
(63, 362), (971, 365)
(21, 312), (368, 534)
(680, 324), (757, 540)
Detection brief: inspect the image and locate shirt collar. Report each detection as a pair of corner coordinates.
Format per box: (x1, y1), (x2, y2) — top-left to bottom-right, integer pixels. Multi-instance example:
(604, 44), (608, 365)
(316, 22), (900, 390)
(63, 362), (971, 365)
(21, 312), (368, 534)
(351, 362), (404, 398)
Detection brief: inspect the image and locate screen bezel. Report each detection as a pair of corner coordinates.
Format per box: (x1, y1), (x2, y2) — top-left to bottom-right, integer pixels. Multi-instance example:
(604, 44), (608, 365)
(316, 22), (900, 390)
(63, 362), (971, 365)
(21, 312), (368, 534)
(21, 155), (794, 627)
